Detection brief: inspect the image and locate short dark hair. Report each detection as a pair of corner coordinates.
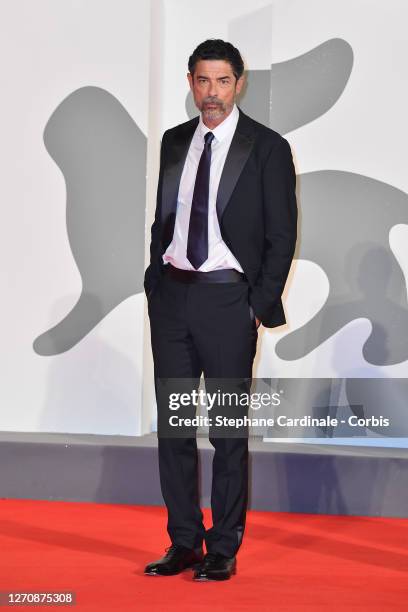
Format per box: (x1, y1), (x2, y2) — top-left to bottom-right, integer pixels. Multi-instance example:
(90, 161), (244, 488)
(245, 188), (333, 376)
(188, 39), (245, 81)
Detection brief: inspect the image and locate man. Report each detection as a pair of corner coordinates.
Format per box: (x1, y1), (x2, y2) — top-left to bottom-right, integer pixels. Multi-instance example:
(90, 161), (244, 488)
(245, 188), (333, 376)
(144, 39), (297, 581)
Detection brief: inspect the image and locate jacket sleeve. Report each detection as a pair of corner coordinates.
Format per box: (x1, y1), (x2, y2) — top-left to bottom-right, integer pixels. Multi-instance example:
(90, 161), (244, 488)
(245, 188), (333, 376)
(249, 137), (298, 326)
(143, 131), (168, 297)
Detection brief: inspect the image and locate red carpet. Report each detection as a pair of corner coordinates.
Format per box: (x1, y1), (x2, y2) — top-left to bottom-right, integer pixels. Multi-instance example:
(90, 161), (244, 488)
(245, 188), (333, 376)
(0, 499), (407, 611)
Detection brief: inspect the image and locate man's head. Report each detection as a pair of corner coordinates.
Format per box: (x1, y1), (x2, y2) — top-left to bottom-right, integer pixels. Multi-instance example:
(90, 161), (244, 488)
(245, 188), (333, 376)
(187, 39), (245, 126)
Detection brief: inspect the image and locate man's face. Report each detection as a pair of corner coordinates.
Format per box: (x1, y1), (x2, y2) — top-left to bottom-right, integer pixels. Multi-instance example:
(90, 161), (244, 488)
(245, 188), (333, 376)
(187, 59), (244, 123)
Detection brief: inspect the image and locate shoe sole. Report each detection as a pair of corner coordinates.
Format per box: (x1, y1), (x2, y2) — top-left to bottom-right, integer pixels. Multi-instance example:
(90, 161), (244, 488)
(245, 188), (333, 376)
(193, 567), (237, 581)
(144, 561), (203, 577)
(193, 575), (233, 581)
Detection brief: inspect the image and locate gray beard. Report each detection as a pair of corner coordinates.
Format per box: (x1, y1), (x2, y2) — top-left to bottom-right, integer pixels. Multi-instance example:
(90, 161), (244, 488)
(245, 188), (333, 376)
(202, 107), (225, 120)
(201, 101), (233, 121)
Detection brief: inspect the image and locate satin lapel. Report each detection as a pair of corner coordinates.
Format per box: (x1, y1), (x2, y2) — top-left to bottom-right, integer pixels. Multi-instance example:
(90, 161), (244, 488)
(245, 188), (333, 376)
(216, 109), (256, 222)
(160, 117), (199, 222)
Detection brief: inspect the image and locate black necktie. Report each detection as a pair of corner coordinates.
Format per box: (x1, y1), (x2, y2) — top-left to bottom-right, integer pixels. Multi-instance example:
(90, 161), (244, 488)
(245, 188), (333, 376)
(187, 131), (214, 269)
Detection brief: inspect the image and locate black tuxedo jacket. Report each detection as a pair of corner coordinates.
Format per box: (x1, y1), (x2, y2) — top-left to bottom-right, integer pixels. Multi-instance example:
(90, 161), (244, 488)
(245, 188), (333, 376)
(144, 107), (297, 328)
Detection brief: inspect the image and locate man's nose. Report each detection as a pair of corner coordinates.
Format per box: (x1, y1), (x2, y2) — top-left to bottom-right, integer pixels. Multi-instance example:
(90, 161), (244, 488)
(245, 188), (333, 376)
(208, 81), (218, 97)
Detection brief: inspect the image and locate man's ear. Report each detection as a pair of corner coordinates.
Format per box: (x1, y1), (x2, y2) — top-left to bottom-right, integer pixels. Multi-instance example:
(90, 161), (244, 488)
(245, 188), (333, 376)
(235, 74), (245, 96)
(187, 72), (194, 91)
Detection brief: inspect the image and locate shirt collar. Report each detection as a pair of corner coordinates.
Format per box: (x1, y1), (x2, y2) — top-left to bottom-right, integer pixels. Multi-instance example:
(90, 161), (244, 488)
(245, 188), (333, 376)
(197, 103), (239, 144)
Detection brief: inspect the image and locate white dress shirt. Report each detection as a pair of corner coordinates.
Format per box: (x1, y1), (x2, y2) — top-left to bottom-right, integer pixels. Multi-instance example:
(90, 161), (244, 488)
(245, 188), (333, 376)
(162, 103), (244, 272)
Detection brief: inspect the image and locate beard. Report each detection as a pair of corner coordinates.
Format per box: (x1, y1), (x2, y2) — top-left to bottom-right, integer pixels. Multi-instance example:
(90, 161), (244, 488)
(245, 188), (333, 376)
(200, 97), (233, 120)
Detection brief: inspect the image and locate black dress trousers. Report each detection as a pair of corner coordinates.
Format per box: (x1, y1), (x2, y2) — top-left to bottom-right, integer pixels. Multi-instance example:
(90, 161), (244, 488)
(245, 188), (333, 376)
(147, 266), (258, 558)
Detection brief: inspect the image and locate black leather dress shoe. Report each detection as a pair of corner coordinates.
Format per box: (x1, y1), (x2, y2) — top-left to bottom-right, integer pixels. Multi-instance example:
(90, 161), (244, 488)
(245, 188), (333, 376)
(193, 552), (237, 581)
(144, 544), (204, 576)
